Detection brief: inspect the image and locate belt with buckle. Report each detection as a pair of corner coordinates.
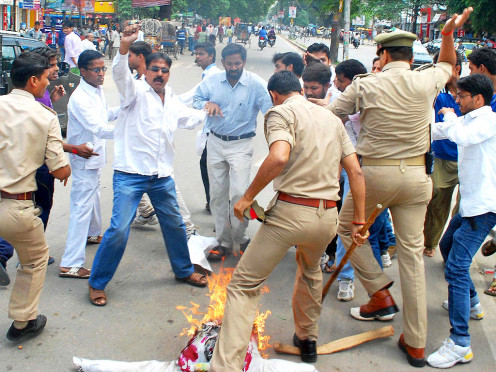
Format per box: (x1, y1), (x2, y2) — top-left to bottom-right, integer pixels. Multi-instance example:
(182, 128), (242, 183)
(278, 192), (337, 209)
(1, 191), (33, 200)
(361, 155), (425, 166)
(211, 131), (256, 141)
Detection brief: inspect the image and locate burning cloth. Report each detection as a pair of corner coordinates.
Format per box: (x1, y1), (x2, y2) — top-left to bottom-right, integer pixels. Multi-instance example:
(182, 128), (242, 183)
(73, 322), (318, 372)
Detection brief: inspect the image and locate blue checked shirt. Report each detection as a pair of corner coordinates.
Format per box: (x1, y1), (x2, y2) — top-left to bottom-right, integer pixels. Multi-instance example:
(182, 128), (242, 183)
(193, 70), (272, 136)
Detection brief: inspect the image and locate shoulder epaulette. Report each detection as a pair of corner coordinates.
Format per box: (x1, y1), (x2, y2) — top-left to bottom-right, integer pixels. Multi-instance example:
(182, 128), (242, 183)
(414, 63), (434, 71)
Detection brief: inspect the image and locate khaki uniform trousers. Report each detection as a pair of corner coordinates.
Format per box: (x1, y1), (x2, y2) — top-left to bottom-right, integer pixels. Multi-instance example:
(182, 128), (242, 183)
(338, 164), (432, 349)
(210, 199), (338, 372)
(0, 199), (49, 321)
(424, 158), (459, 250)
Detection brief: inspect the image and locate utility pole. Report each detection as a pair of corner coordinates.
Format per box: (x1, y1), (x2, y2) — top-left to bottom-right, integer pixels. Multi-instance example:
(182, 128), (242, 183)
(343, 0), (350, 61)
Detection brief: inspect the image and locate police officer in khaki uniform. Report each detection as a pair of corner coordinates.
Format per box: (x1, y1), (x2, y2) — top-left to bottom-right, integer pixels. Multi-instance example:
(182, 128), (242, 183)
(328, 8), (472, 368)
(0, 52), (71, 342)
(210, 71), (366, 371)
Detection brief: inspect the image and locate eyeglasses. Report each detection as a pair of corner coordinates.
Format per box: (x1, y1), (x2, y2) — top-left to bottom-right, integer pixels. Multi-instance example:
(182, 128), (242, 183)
(86, 67), (107, 73)
(149, 66), (170, 74)
(456, 93), (472, 99)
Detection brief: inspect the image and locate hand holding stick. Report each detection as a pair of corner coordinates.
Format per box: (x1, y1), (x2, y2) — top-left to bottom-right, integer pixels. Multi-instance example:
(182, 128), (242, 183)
(322, 204), (383, 300)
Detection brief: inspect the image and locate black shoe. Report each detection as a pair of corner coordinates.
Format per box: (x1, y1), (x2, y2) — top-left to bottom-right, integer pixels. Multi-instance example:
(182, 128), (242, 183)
(208, 246), (231, 261)
(293, 333), (317, 363)
(240, 238), (251, 253)
(205, 202), (211, 212)
(6, 315), (47, 342)
(0, 262), (10, 286)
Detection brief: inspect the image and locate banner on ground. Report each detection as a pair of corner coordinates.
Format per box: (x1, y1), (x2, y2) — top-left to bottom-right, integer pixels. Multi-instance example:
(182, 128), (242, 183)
(132, 0), (171, 7)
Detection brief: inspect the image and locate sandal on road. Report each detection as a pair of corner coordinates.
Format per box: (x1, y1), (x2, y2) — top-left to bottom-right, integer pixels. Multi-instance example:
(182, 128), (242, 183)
(89, 285), (107, 306)
(87, 236), (103, 245)
(484, 279), (496, 297)
(176, 272), (208, 287)
(59, 267), (91, 279)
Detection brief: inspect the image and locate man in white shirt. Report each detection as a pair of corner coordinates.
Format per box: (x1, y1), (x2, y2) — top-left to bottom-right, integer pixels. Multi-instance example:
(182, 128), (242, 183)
(63, 21), (82, 75)
(87, 24), (208, 307)
(81, 33), (97, 51)
(60, 50), (119, 279)
(427, 73), (496, 369)
(111, 27), (121, 59)
(180, 42), (221, 212)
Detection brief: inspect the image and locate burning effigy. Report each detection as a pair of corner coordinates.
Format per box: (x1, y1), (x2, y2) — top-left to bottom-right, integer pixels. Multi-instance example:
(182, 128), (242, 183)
(74, 266), (319, 372)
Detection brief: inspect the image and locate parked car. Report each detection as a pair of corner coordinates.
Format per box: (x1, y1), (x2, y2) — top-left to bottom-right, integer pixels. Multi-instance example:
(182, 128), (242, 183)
(462, 42), (477, 56)
(0, 31), (80, 135)
(412, 40), (433, 70)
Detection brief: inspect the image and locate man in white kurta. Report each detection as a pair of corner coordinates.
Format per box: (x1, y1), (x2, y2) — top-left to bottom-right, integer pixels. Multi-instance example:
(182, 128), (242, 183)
(60, 50), (119, 278)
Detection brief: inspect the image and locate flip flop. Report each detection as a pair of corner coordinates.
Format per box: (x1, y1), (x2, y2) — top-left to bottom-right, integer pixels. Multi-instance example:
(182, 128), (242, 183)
(89, 285), (107, 306)
(176, 272), (208, 287)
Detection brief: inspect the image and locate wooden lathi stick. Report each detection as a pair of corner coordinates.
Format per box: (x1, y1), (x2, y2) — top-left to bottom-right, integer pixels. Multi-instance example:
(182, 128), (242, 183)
(274, 325), (394, 355)
(321, 204), (383, 300)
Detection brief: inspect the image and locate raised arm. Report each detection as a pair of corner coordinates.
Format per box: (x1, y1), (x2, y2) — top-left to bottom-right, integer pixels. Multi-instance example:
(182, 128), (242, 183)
(438, 7), (472, 66)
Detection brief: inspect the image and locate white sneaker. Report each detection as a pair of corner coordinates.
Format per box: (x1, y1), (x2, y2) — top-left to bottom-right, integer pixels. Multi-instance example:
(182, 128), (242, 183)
(442, 300), (484, 320)
(381, 252), (392, 268)
(427, 338), (473, 368)
(132, 214), (159, 226)
(337, 280), (355, 302)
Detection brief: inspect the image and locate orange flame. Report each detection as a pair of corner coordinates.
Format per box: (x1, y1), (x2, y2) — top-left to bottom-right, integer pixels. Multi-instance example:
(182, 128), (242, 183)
(175, 267), (272, 357)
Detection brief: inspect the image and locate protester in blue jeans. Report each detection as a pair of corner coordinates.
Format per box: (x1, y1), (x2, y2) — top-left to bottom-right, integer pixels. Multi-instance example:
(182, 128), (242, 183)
(427, 74), (496, 368)
(0, 238), (13, 286)
(88, 24), (208, 307)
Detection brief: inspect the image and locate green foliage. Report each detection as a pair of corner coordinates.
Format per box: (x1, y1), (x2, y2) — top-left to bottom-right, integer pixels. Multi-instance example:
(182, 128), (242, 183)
(116, 0), (160, 19)
(445, 0), (496, 34)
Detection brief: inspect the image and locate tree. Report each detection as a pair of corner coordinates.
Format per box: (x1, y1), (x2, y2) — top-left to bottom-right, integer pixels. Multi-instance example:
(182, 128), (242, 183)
(445, 0), (496, 34)
(117, 0), (160, 20)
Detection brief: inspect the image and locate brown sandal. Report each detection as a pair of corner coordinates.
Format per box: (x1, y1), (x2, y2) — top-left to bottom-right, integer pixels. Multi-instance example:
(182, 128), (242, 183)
(484, 279), (496, 297)
(176, 272), (208, 287)
(89, 285), (107, 306)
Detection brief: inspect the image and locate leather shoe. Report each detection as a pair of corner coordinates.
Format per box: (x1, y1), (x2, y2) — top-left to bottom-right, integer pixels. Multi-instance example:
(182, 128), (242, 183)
(293, 333), (317, 363)
(482, 240), (496, 257)
(350, 288), (399, 321)
(398, 333), (426, 368)
(6, 315), (47, 342)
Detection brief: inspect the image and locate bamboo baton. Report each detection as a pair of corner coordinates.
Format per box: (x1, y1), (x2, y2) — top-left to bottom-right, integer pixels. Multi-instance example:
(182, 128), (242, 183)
(322, 204), (383, 300)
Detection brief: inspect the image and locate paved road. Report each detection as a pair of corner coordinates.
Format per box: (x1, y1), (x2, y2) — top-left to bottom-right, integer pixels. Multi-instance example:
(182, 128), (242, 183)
(1, 36), (495, 371)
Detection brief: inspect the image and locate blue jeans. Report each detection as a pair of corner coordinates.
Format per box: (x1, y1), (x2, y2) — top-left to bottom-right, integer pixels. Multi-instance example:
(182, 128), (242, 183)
(0, 238), (14, 268)
(188, 37), (194, 51)
(440, 212), (496, 347)
(89, 171), (194, 290)
(368, 209), (394, 268)
(178, 39), (185, 54)
(336, 169), (354, 281)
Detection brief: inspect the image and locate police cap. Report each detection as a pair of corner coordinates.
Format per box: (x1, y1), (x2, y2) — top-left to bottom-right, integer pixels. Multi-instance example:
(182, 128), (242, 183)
(375, 29), (417, 50)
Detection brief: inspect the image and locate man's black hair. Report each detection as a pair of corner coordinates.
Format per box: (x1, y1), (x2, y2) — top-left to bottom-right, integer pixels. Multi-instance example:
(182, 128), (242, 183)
(11, 52), (50, 88)
(267, 70), (301, 95)
(372, 56), (380, 64)
(335, 59), (367, 81)
(302, 63), (332, 85)
(467, 48), (496, 75)
(273, 52), (304, 78)
(64, 21), (74, 29)
(145, 52), (173, 68)
(221, 43), (247, 61)
(34, 21), (40, 26)
(129, 41), (153, 58)
(306, 43), (331, 60)
(32, 46), (60, 61)
(457, 74), (494, 106)
(379, 46), (413, 62)
(78, 50), (104, 70)
(195, 42), (216, 62)
(433, 50), (463, 74)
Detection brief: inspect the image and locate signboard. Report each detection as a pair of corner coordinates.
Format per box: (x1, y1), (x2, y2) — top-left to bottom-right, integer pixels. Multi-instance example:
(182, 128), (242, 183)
(19, 0), (41, 10)
(132, 0), (170, 7)
(3, 6), (8, 30)
(288, 6), (296, 19)
(277, 10), (284, 19)
(94, 1), (115, 13)
(219, 17), (231, 27)
(45, 0), (62, 10)
(0, 0), (13, 5)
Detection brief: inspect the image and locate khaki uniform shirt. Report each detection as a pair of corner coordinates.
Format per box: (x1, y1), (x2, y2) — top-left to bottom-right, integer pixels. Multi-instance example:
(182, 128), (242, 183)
(329, 61), (451, 159)
(0, 89), (68, 193)
(265, 94), (355, 201)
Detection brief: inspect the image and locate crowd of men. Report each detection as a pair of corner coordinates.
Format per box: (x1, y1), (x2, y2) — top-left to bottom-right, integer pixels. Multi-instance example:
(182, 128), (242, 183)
(2, 5), (496, 371)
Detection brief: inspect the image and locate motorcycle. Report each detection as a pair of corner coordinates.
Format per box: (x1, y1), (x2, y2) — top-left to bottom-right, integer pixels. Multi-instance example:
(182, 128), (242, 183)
(352, 38), (360, 49)
(258, 36), (267, 50)
(268, 35), (276, 47)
